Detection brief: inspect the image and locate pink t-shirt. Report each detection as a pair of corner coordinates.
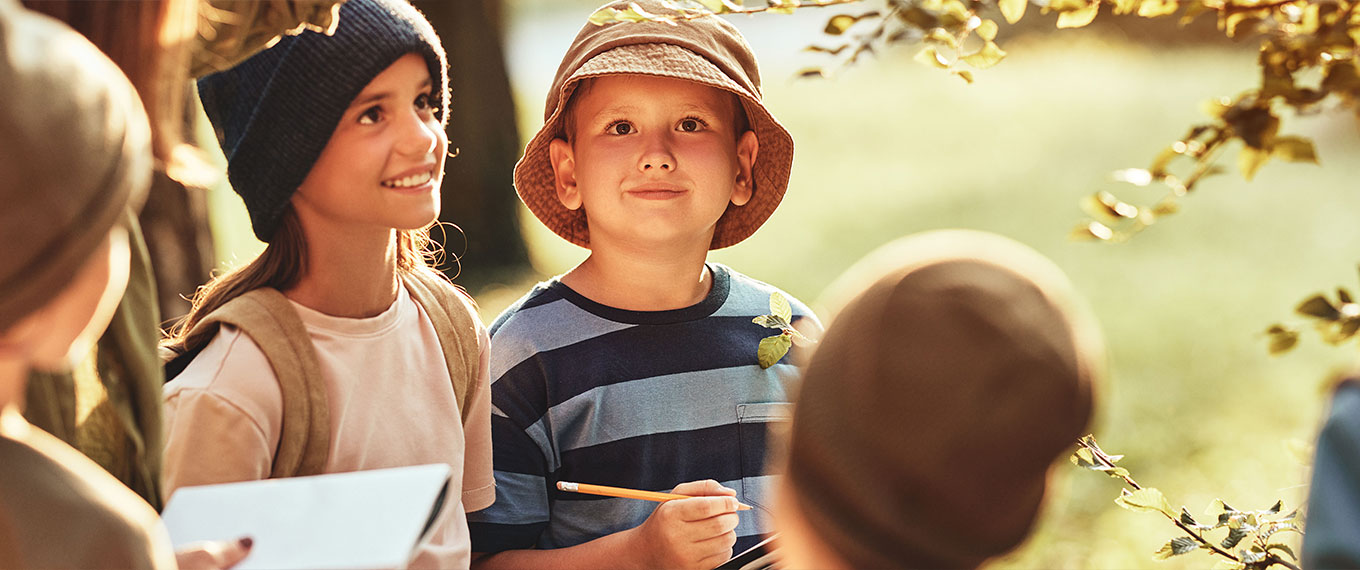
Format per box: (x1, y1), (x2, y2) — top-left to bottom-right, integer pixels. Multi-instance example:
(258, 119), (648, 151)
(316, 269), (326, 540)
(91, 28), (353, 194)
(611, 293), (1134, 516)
(162, 283), (494, 569)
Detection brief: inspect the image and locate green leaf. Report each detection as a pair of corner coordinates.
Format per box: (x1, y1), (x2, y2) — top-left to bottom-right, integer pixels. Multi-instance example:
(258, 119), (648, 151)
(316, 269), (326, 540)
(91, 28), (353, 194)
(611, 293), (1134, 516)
(1221, 525), (1249, 549)
(796, 67), (827, 79)
(1180, 507), (1214, 530)
(953, 69), (975, 83)
(753, 314), (791, 330)
(999, 0), (1027, 23)
(769, 292), (792, 322)
(1297, 294), (1341, 320)
(1137, 0), (1179, 17)
(1260, 499), (1283, 516)
(1340, 288), (1354, 305)
(976, 18), (999, 41)
(1116, 488), (1176, 517)
(757, 334), (793, 369)
(1056, 1), (1100, 28)
(1070, 447), (1098, 469)
(588, 7), (621, 25)
(1239, 546), (1266, 564)
(1154, 537), (1199, 559)
(1265, 324), (1299, 355)
(925, 28), (959, 49)
(914, 46), (951, 69)
(1237, 146), (1270, 181)
(1212, 560), (1246, 570)
(824, 14), (857, 34)
(697, 0), (727, 11)
(961, 41), (1006, 69)
(768, 0), (800, 15)
(1266, 543), (1297, 561)
(1272, 136), (1319, 164)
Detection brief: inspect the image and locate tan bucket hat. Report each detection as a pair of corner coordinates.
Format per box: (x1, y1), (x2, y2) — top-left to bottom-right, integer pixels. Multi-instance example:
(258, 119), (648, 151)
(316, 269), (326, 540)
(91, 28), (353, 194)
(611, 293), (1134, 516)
(514, 0), (794, 250)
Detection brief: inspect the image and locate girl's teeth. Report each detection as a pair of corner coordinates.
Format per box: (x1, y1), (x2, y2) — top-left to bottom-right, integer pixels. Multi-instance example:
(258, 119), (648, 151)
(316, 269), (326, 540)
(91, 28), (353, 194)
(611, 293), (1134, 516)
(383, 171), (432, 188)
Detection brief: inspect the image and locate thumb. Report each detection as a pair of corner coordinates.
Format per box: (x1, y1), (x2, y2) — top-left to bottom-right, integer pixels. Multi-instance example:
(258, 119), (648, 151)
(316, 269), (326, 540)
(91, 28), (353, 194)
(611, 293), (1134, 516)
(175, 537), (253, 570)
(671, 479), (736, 497)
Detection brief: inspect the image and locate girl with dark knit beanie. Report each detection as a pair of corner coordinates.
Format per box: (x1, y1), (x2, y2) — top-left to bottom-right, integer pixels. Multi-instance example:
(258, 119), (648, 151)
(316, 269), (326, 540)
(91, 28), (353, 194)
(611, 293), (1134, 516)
(159, 1), (493, 567)
(773, 230), (1103, 569)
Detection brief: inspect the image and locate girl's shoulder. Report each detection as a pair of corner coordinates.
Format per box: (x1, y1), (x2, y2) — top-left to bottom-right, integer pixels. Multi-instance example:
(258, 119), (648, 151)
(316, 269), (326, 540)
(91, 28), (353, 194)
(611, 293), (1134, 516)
(163, 324), (283, 410)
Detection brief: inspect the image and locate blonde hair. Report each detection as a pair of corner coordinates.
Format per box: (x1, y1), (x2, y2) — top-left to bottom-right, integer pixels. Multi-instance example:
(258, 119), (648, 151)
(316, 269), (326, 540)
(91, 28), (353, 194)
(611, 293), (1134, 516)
(162, 209), (443, 353)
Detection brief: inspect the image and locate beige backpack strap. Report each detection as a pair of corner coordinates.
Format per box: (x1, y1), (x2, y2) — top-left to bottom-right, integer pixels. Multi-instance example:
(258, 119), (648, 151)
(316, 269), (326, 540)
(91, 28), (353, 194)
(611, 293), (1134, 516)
(403, 270), (481, 424)
(184, 288), (330, 478)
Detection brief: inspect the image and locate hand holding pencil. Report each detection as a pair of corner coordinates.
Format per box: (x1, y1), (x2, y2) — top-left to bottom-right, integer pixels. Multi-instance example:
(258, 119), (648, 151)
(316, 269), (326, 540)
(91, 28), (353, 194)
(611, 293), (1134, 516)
(559, 479), (744, 570)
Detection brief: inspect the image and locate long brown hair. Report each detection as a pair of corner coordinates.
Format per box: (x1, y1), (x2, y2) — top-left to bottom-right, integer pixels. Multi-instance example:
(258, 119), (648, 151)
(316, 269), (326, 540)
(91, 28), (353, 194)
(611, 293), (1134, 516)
(162, 209), (444, 353)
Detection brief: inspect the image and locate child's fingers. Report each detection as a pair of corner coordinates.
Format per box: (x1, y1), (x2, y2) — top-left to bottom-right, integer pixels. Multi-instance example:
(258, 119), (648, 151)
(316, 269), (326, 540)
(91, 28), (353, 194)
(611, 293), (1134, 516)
(692, 532), (738, 569)
(668, 495), (741, 523)
(671, 479), (737, 497)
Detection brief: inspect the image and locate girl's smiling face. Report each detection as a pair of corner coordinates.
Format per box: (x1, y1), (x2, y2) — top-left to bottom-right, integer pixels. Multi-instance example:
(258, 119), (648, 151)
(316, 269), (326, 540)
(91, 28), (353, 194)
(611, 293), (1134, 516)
(292, 53), (447, 235)
(548, 74), (758, 251)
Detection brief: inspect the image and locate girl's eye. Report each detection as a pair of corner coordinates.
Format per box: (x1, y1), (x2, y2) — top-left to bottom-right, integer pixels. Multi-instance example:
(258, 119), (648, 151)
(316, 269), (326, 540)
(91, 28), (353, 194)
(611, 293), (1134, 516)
(607, 121), (634, 135)
(678, 117), (706, 132)
(358, 106), (382, 125)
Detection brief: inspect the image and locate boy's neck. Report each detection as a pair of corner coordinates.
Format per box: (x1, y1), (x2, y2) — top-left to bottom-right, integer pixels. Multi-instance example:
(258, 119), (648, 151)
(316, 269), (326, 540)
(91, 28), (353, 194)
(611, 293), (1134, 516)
(284, 220), (401, 319)
(561, 243), (713, 312)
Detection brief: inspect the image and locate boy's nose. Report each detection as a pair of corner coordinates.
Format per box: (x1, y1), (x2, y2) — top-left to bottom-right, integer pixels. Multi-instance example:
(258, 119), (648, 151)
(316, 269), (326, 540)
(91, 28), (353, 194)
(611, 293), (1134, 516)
(641, 159), (672, 171)
(638, 141), (675, 172)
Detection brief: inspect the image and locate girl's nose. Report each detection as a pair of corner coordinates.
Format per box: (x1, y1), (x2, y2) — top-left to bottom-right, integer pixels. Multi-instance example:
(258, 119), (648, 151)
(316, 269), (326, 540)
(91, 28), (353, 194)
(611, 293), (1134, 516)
(396, 110), (441, 156)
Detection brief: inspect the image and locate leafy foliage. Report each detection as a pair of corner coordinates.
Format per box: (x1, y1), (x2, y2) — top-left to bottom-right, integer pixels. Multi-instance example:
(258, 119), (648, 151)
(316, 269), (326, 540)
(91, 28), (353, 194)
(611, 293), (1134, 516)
(752, 291), (814, 367)
(1265, 265), (1360, 353)
(1072, 435), (1304, 569)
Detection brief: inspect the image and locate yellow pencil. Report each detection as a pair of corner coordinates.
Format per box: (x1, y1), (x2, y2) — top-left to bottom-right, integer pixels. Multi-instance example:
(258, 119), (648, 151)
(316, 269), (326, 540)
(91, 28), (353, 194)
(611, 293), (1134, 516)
(556, 481), (753, 511)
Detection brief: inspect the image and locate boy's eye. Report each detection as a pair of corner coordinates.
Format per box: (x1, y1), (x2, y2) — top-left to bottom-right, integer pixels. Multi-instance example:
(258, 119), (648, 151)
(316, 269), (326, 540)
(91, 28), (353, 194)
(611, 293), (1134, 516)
(415, 93), (430, 109)
(607, 121), (634, 135)
(358, 106), (382, 125)
(677, 117), (707, 132)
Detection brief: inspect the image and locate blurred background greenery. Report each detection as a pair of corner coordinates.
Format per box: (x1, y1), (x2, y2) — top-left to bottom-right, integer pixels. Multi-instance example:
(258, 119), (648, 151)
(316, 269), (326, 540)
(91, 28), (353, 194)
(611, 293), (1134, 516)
(205, 1), (1360, 566)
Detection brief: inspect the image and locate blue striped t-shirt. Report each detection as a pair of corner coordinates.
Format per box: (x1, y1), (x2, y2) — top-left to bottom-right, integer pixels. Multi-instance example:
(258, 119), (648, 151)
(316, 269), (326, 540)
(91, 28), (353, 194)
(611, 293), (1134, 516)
(467, 263), (819, 555)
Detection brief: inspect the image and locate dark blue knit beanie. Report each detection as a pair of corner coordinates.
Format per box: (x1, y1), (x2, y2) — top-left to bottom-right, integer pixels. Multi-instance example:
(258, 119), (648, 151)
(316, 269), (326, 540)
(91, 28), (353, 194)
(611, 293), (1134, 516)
(198, 0), (448, 242)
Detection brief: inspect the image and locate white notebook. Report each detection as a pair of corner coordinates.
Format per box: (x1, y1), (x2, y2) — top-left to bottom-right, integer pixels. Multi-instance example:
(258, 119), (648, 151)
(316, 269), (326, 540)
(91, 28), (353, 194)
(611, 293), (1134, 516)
(161, 463), (452, 570)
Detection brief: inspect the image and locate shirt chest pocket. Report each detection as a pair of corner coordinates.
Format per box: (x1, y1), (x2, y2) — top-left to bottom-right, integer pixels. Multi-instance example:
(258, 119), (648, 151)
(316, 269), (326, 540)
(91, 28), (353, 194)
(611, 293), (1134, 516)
(736, 402), (793, 514)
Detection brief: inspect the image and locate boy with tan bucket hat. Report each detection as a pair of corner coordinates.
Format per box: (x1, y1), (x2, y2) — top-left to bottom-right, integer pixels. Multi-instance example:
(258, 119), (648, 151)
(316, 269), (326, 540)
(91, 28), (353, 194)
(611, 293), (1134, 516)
(467, 1), (819, 568)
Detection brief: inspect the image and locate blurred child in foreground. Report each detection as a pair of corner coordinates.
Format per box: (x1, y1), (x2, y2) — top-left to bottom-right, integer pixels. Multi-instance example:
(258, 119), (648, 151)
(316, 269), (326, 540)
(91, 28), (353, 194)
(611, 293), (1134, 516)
(0, 2), (247, 567)
(774, 230), (1103, 569)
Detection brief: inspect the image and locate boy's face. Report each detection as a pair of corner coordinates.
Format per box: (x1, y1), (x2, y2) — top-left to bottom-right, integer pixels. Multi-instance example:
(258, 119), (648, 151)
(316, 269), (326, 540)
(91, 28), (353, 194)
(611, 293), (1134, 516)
(292, 53), (447, 235)
(548, 74), (758, 251)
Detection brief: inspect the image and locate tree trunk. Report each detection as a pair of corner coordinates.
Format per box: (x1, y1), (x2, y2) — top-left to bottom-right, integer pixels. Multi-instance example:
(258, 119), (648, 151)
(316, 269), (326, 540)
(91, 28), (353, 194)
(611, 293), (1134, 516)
(415, 0), (531, 288)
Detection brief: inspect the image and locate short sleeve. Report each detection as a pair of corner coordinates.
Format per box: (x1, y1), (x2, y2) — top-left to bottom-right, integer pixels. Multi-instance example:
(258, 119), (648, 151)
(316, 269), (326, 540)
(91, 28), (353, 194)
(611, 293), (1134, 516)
(466, 352), (553, 553)
(161, 328), (281, 495)
(462, 323), (496, 511)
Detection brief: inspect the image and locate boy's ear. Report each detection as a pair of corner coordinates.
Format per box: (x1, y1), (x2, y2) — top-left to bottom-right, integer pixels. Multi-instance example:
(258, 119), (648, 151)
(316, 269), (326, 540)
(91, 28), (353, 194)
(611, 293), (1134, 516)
(548, 138), (582, 211)
(730, 130), (758, 207)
